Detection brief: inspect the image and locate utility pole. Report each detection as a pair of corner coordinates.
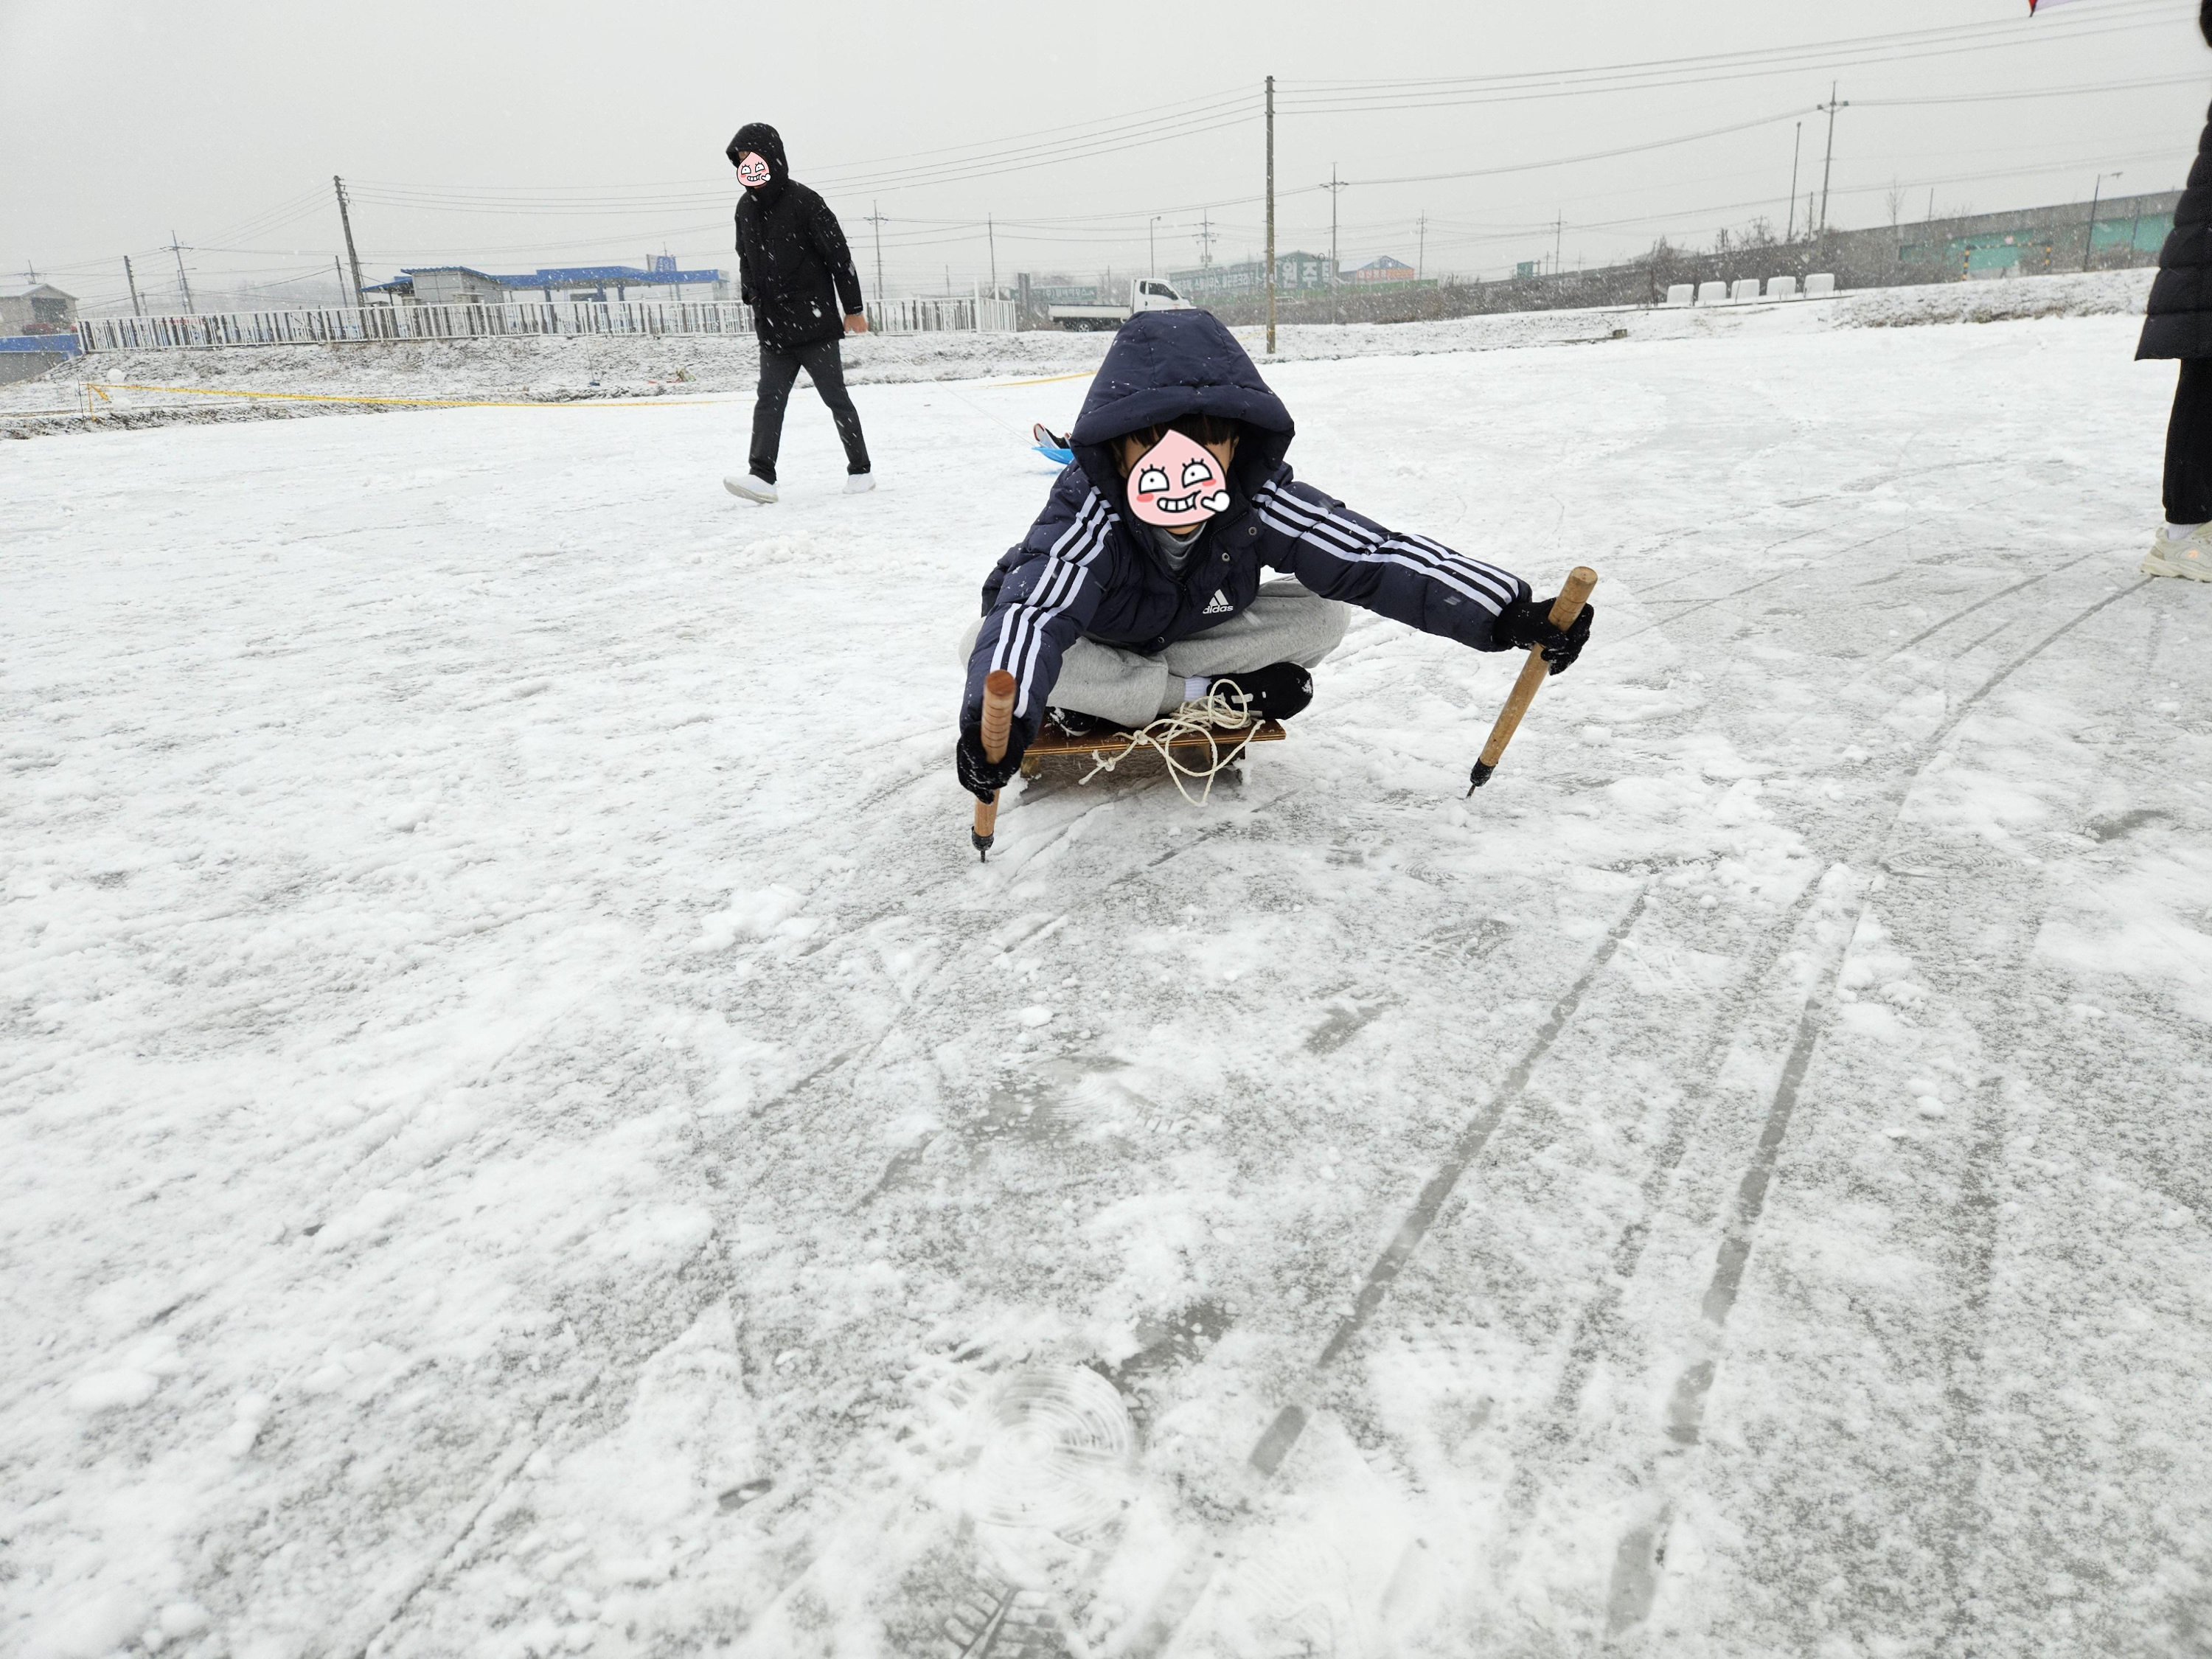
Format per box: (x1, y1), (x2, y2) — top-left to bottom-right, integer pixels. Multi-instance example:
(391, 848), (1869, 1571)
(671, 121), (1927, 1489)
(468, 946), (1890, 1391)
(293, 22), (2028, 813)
(123, 255), (143, 316)
(168, 231), (194, 313)
(866, 201), (887, 308)
(1265, 74), (1277, 357)
(334, 176), (365, 307)
(2084, 171), (2122, 271)
(333, 256), (346, 306)
(987, 214), (996, 294)
(1325, 163), (1349, 325)
(1150, 214), (1162, 277)
(1554, 212), (1563, 275)
(1416, 212), (1427, 279)
(1816, 84), (1848, 236)
(1195, 209), (1215, 267)
(1786, 121), (1803, 243)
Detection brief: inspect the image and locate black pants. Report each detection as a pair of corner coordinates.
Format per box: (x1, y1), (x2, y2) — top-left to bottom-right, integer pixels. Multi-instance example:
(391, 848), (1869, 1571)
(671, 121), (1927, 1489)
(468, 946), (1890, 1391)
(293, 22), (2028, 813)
(749, 335), (870, 484)
(2168, 358), (2212, 524)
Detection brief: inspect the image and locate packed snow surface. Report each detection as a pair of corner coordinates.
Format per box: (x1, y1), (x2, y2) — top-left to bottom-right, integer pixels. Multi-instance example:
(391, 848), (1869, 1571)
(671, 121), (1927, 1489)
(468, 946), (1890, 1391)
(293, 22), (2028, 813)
(4, 310), (2210, 1659)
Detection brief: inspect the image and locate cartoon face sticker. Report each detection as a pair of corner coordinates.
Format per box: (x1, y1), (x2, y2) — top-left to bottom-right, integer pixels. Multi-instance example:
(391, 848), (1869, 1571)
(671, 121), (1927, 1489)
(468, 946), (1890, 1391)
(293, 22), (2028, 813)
(735, 152), (773, 188)
(1125, 428), (1232, 527)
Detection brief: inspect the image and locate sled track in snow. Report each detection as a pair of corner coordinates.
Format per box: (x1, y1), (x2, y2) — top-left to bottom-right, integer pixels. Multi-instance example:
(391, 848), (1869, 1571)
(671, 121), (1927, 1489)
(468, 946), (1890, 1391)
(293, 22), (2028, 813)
(1112, 566), (2157, 1659)
(1601, 574), (2157, 1635)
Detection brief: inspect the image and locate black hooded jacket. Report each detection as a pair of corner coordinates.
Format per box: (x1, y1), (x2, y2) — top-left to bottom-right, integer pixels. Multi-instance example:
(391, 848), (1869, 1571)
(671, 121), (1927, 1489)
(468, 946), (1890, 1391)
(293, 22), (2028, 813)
(728, 123), (865, 350)
(962, 309), (1532, 737)
(2138, 2), (2212, 359)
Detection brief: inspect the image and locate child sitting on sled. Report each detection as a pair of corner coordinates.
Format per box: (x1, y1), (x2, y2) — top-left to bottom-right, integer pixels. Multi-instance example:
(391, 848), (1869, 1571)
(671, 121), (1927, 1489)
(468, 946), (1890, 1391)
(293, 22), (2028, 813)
(954, 309), (1592, 798)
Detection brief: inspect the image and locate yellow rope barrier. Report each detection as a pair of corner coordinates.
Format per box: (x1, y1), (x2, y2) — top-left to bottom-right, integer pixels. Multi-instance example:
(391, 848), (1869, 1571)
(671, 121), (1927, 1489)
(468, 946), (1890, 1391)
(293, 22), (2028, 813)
(983, 369), (1097, 389)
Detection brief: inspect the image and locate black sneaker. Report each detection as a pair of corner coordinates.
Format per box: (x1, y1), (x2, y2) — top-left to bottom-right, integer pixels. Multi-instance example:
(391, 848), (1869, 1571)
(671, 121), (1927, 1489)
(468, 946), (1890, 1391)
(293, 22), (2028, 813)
(1208, 663), (1313, 721)
(1046, 706), (1110, 737)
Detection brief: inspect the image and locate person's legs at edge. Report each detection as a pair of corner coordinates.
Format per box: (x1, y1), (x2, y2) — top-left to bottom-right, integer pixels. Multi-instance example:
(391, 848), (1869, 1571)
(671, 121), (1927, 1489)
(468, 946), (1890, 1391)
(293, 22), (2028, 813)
(2150, 359), (2212, 578)
(2166, 358), (2212, 526)
(799, 336), (872, 476)
(748, 342), (804, 486)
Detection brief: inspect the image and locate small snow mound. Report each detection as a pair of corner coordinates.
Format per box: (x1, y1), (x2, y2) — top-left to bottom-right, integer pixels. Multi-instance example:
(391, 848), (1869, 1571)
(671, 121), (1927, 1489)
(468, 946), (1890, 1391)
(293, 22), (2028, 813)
(68, 1368), (157, 1413)
(695, 885), (807, 950)
(24, 1588), (150, 1659)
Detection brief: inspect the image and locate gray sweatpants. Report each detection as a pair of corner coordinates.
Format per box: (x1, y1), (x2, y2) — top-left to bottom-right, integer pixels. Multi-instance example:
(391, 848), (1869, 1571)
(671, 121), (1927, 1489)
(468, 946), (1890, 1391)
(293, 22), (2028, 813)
(958, 579), (1350, 727)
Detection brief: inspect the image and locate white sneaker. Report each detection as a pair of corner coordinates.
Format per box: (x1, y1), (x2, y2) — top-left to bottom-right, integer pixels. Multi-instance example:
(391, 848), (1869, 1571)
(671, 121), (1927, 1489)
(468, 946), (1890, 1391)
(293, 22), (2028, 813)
(723, 473), (777, 503)
(2143, 523), (2212, 580)
(845, 472), (875, 494)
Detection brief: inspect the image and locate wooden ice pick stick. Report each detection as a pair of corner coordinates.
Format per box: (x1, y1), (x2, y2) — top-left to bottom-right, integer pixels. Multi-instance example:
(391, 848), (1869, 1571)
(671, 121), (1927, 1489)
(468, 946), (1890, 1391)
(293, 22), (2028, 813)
(972, 670), (1018, 860)
(1467, 566), (1599, 794)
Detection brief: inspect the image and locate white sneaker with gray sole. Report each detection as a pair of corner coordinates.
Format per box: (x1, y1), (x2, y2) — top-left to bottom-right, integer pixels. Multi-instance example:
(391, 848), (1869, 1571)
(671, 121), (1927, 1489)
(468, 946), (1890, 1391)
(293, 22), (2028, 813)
(723, 473), (777, 503)
(845, 472), (875, 494)
(2143, 524), (2212, 580)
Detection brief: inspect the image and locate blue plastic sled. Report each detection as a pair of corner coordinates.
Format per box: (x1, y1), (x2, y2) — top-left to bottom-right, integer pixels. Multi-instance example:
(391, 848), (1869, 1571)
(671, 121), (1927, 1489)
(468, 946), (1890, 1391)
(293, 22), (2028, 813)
(1032, 423), (1075, 467)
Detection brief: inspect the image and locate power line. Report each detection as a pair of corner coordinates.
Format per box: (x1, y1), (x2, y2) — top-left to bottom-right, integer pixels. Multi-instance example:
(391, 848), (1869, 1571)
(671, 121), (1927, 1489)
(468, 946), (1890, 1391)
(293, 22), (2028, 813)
(1272, 1), (2183, 104)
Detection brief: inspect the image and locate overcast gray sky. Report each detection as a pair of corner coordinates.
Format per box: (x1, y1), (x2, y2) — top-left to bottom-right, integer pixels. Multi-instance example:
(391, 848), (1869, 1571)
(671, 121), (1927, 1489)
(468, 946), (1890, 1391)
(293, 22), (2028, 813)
(2, 0), (2202, 312)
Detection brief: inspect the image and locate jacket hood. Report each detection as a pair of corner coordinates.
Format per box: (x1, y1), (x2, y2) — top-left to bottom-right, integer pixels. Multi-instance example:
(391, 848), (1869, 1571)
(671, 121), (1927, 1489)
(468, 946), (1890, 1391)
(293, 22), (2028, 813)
(726, 122), (790, 191)
(1068, 309), (1295, 508)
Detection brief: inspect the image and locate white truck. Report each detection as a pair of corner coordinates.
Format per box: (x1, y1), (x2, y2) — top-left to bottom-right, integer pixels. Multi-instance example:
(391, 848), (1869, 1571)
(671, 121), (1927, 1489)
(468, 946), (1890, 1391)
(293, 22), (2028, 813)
(1048, 276), (1192, 330)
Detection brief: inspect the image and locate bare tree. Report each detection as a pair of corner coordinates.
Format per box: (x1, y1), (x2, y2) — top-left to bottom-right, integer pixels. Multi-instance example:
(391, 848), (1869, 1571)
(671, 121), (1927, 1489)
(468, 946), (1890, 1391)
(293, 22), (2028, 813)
(1885, 179), (1907, 228)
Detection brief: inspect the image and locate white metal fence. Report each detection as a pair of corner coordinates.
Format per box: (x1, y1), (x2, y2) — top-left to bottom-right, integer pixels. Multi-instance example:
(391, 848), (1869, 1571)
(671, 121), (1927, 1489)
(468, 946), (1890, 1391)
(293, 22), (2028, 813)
(867, 296), (1019, 333)
(75, 295), (1018, 352)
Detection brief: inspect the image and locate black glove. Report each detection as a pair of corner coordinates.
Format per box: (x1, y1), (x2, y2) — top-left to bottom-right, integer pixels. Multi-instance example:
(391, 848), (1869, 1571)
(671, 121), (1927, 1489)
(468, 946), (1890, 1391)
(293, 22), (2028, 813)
(956, 722), (1029, 801)
(1495, 596), (1594, 675)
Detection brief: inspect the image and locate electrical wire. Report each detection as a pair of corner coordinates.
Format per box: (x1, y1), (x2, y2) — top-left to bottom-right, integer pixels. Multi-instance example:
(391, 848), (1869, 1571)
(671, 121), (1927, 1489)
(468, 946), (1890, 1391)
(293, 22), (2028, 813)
(18, 9), (2190, 300)
(1272, 1), (2185, 99)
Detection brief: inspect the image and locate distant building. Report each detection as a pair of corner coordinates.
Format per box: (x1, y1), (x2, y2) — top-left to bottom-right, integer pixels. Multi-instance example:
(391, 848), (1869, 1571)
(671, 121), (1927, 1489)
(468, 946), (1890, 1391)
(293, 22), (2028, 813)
(1164, 251), (1335, 303)
(1, 283), (78, 335)
(377, 267), (507, 306)
(364, 258), (728, 305)
(1897, 194), (2176, 279)
(1347, 256), (1418, 284)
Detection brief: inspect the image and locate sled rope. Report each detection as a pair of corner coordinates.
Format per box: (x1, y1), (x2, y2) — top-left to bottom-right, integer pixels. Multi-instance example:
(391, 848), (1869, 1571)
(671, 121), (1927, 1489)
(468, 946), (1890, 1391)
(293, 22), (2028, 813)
(1077, 683), (1262, 806)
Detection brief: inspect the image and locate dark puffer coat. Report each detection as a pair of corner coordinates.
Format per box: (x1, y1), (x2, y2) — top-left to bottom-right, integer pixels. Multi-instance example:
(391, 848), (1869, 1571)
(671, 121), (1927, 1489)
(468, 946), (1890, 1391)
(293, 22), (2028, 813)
(961, 309), (1532, 737)
(2138, 2), (2212, 360)
(727, 123), (864, 351)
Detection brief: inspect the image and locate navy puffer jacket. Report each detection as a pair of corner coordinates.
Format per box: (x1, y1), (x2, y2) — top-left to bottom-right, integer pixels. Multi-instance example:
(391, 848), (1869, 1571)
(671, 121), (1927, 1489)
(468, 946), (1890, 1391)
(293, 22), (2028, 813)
(961, 310), (1531, 736)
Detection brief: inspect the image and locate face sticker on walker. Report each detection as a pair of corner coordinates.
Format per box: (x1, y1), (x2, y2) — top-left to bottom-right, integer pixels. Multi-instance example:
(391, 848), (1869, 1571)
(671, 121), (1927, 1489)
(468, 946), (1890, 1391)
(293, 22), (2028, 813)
(736, 152), (772, 188)
(1126, 429), (1231, 527)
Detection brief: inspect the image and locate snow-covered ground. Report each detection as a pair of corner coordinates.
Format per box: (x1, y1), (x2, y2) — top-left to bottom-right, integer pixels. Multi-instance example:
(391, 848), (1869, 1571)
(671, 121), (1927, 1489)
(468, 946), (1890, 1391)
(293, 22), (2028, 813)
(1, 268), (2154, 439)
(4, 309), (2208, 1659)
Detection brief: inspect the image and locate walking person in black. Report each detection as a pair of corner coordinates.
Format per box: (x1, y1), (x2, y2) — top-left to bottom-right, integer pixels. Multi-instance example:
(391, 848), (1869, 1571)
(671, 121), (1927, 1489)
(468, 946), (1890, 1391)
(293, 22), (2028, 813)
(723, 123), (874, 502)
(2141, 0), (2212, 579)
